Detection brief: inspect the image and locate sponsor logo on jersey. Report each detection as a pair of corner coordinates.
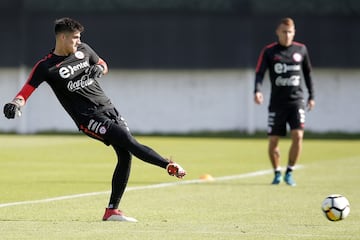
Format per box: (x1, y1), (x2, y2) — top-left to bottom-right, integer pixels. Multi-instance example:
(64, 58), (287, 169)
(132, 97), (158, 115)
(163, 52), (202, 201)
(56, 61), (64, 68)
(59, 60), (90, 79)
(274, 63), (301, 74)
(67, 75), (94, 92)
(275, 75), (300, 86)
(273, 55), (282, 61)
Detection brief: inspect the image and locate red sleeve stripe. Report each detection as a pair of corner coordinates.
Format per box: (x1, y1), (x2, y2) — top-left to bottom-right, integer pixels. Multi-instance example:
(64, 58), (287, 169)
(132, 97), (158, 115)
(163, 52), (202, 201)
(255, 42), (277, 73)
(15, 84), (35, 102)
(255, 48), (266, 73)
(15, 54), (51, 102)
(25, 53), (51, 85)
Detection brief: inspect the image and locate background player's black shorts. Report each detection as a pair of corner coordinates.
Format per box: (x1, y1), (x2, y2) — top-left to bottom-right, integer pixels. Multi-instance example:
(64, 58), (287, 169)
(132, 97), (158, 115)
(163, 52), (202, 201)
(267, 104), (305, 136)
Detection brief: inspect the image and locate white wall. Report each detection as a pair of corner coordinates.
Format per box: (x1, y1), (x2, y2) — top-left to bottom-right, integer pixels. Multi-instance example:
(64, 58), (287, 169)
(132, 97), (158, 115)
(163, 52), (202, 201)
(0, 68), (359, 134)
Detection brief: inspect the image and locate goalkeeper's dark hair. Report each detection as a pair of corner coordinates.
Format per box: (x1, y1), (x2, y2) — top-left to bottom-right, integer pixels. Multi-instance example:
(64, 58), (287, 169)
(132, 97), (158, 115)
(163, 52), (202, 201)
(54, 17), (84, 35)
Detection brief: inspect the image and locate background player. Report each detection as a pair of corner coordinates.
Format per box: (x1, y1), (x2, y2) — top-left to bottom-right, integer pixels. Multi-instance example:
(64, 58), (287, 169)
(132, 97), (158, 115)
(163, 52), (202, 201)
(254, 17), (315, 186)
(3, 17), (186, 222)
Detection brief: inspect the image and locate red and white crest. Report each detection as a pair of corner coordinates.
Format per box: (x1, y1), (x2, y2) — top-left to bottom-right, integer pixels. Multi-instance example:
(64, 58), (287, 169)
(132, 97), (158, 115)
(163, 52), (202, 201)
(75, 51), (85, 59)
(292, 52), (302, 62)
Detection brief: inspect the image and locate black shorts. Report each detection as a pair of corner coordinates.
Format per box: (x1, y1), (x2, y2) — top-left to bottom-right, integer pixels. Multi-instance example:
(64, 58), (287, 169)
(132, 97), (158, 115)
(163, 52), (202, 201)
(267, 104), (305, 136)
(78, 108), (131, 146)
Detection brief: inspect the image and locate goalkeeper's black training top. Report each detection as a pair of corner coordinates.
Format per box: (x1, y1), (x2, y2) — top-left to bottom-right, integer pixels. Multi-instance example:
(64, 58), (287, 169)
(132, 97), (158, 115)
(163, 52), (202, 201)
(15, 43), (112, 127)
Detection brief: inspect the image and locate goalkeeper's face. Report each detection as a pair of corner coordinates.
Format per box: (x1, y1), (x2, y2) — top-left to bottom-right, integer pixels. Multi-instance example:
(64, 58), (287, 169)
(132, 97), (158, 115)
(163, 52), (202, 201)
(62, 31), (81, 55)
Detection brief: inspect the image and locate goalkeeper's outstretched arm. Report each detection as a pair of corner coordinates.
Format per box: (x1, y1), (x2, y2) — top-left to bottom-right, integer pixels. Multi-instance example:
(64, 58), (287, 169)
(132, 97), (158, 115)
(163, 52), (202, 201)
(3, 83), (35, 119)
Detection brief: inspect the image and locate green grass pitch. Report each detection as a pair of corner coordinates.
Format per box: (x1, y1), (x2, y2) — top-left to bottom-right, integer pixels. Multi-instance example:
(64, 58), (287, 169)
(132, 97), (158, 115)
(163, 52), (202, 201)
(0, 134), (359, 239)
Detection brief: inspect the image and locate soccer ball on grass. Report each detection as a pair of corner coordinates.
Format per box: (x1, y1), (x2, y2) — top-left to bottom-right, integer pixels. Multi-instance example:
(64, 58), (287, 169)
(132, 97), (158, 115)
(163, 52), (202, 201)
(321, 194), (350, 221)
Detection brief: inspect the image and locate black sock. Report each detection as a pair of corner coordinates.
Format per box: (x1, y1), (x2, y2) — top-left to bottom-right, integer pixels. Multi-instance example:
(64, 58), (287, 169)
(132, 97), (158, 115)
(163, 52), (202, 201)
(285, 167), (293, 174)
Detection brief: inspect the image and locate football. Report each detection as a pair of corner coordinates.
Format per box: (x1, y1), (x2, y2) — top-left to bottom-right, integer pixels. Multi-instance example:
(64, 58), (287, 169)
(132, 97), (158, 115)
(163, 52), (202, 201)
(321, 194), (350, 221)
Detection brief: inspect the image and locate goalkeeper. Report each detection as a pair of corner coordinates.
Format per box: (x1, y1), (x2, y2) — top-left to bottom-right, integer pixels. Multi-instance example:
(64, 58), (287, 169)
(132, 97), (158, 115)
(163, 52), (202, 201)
(3, 17), (186, 222)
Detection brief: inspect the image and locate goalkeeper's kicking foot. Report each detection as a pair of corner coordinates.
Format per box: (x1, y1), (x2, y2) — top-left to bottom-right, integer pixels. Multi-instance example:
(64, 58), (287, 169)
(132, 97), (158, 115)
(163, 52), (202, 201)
(166, 160), (186, 178)
(102, 208), (138, 222)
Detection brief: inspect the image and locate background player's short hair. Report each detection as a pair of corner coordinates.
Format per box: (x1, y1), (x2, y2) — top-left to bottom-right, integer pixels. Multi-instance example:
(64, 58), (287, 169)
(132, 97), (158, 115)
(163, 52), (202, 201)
(54, 17), (84, 35)
(279, 17), (295, 28)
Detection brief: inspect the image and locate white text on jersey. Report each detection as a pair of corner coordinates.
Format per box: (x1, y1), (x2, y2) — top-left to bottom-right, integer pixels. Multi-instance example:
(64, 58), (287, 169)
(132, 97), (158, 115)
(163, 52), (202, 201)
(59, 61), (90, 78)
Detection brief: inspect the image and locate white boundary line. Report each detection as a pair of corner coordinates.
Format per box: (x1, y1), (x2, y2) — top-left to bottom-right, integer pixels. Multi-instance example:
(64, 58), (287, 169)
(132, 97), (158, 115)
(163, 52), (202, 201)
(0, 166), (303, 208)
